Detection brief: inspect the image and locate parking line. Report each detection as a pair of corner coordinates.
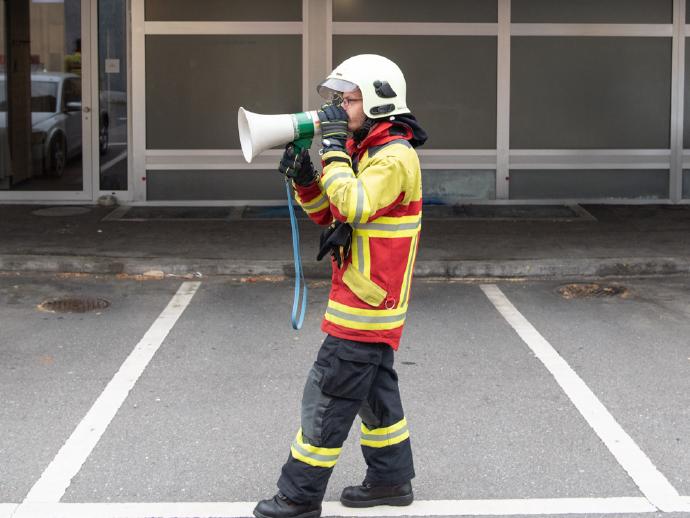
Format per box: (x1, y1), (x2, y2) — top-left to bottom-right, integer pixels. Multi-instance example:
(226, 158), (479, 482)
(480, 284), (684, 513)
(8, 497), (663, 518)
(21, 282), (201, 504)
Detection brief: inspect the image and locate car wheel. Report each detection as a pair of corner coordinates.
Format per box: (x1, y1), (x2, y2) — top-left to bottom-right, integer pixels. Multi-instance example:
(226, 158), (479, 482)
(99, 123), (109, 156)
(47, 135), (66, 177)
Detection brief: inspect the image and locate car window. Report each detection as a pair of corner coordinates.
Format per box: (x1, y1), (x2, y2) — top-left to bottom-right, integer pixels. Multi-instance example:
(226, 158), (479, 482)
(0, 81), (6, 111)
(31, 81), (58, 113)
(62, 78), (82, 108)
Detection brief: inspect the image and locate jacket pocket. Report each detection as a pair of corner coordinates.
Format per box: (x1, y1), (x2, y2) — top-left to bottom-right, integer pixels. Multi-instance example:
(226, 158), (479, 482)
(342, 265), (387, 307)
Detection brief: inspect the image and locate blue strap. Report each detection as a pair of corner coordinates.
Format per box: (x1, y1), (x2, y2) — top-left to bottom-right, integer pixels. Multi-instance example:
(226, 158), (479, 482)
(286, 179), (307, 330)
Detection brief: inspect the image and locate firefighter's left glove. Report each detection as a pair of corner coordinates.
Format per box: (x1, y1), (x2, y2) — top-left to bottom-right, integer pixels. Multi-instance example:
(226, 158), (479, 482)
(318, 103), (349, 153)
(317, 220), (353, 269)
(279, 143), (317, 187)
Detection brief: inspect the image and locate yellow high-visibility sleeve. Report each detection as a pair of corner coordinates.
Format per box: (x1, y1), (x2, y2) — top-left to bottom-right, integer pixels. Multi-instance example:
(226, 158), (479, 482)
(320, 151), (405, 225)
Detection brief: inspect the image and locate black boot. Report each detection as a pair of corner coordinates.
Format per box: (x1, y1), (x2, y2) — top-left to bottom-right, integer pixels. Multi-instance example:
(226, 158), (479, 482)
(340, 481), (413, 508)
(253, 492), (321, 518)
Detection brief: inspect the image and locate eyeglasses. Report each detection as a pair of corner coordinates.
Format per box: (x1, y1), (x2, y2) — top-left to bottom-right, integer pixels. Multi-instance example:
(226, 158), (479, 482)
(341, 97), (363, 107)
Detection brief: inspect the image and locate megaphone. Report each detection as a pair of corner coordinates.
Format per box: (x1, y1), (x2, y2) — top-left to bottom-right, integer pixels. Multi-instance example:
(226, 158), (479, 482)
(238, 107), (321, 163)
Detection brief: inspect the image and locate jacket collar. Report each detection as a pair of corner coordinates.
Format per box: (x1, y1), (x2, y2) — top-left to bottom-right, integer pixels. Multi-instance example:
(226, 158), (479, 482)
(345, 121), (413, 162)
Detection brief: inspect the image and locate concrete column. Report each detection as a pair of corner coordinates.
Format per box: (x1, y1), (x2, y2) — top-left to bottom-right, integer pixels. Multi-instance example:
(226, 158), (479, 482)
(303, 0), (331, 111)
(303, 0), (331, 158)
(7, 0), (33, 185)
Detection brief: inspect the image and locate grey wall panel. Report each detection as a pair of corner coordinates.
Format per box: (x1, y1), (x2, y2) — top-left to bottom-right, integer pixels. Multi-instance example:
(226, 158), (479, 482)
(510, 170), (669, 199)
(512, 0), (672, 24)
(333, 0), (496, 23)
(423, 170), (496, 202)
(334, 36), (497, 149)
(147, 170), (286, 200)
(684, 170), (690, 198)
(684, 41), (690, 148)
(145, 35), (301, 150)
(145, 0), (301, 21)
(511, 37), (672, 149)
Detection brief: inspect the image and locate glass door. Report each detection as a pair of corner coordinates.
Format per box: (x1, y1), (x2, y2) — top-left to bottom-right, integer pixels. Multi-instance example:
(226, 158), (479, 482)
(0, 0), (93, 199)
(97, 0), (128, 193)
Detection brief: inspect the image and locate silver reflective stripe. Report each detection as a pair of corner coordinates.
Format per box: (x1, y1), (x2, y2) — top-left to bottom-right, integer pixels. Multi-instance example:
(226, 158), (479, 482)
(323, 172), (353, 191)
(326, 307), (406, 324)
(399, 234), (418, 307)
(354, 181), (364, 222)
(357, 236), (365, 273)
(361, 424), (409, 443)
(368, 139), (412, 158)
(358, 220), (421, 232)
(302, 193), (328, 211)
(291, 440), (340, 463)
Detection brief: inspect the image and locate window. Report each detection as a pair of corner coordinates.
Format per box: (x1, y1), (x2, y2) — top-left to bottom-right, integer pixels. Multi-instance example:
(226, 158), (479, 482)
(511, 37), (672, 149)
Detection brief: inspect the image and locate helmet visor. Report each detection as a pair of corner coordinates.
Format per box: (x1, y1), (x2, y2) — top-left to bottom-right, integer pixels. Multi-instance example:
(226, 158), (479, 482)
(317, 78), (358, 100)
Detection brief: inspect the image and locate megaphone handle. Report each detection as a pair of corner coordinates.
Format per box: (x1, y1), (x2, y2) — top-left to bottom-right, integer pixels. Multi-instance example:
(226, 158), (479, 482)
(286, 177), (308, 330)
(292, 137), (313, 155)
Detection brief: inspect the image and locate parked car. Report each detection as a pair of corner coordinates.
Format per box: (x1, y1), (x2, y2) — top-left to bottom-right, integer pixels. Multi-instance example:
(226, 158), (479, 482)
(0, 72), (109, 178)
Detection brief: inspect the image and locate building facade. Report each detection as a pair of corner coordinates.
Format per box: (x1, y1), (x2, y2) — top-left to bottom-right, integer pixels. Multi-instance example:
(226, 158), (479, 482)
(3, 0), (690, 205)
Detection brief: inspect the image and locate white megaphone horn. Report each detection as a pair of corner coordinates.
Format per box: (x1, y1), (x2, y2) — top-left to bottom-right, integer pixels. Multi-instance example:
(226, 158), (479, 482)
(238, 107), (321, 163)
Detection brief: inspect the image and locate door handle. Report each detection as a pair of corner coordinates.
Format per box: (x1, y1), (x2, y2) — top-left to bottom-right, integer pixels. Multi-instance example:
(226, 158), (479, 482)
(82, 106), (91, 113)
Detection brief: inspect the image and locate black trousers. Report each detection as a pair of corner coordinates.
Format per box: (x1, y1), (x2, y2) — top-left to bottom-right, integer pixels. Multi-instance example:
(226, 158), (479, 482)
(277, 335), (415, 504)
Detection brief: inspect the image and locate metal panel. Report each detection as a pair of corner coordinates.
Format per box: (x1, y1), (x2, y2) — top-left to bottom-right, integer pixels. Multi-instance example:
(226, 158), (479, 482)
(510, 170), (669, 199)
(146, 170), (287, 200)
(145, 35), (302, 149)
(423, 170), (496, 203)
(144, 0), (301, 22)
(512, 0), (673, 24)
(333, 0), (496, 23)
(511, 37), (672, 149)
(333, 36), (497, 149)
(683, 39), (690, 148)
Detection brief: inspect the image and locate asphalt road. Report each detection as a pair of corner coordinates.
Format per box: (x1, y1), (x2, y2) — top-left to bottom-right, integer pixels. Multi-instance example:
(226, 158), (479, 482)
(1, 273), (689, 518)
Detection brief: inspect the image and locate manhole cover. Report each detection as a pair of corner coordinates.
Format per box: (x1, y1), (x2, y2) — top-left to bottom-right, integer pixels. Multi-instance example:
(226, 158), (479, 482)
(558, 283), (629, 299)
(32, 206), (91, 217)
(38, 296), (110, 313)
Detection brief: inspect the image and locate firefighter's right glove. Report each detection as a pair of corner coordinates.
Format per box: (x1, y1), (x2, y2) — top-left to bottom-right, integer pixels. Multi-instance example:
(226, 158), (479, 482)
(317, 103), (349, 153)
(279, 143), (317, 187)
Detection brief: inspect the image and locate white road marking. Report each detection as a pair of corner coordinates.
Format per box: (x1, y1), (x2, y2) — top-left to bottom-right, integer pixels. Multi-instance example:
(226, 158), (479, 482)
(7, 497), (669, 518)
(480, 284), (684, 513)
(21, 282), (201, 504)
(0, 504), (17, 518)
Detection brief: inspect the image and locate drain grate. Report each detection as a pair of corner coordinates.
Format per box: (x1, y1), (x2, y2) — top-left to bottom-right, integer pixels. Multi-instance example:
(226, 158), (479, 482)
(558, 283), (629, 299)
(38, 296), (110, 313)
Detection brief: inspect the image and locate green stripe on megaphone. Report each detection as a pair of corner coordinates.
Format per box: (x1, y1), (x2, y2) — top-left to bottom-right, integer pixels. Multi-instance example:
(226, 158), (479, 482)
(292, 111), (319, 141)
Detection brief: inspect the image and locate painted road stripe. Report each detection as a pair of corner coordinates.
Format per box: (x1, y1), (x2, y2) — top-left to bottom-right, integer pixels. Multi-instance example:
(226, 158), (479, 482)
(480, 284), (684, 513)
(21, 282), (201, 504)
(0, 504), (17, 518)
(8, 497), (667, 518)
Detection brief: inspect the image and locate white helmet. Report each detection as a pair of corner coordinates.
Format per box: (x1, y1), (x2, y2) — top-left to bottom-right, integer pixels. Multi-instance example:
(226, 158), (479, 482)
(317, 54), (409, 119)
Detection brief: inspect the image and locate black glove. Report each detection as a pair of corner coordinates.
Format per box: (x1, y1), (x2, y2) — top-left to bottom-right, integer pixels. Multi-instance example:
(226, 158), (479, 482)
(317, 103), (349, 152)
(279, 143), (316, 186)
(317, 220), (353, 269)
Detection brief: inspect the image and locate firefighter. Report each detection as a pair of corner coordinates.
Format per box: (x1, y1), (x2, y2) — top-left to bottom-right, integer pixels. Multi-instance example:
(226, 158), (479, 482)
(254, 54), (428, 518)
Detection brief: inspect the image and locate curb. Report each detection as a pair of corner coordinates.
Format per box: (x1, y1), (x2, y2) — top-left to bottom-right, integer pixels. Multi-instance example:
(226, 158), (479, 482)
(2, 254), (690, 279)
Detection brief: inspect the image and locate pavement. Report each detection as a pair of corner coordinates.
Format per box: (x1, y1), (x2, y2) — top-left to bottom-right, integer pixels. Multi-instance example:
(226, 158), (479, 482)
(2, 274), (690, 518)
(1, 203), (690, 279)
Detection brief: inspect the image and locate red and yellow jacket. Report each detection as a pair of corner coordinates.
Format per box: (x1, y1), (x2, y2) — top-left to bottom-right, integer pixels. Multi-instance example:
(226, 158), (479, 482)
(293, 121), (423, 350)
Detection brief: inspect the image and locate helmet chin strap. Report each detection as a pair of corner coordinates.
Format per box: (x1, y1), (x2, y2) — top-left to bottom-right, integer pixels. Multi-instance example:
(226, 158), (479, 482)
(352, 117), (375, 144)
